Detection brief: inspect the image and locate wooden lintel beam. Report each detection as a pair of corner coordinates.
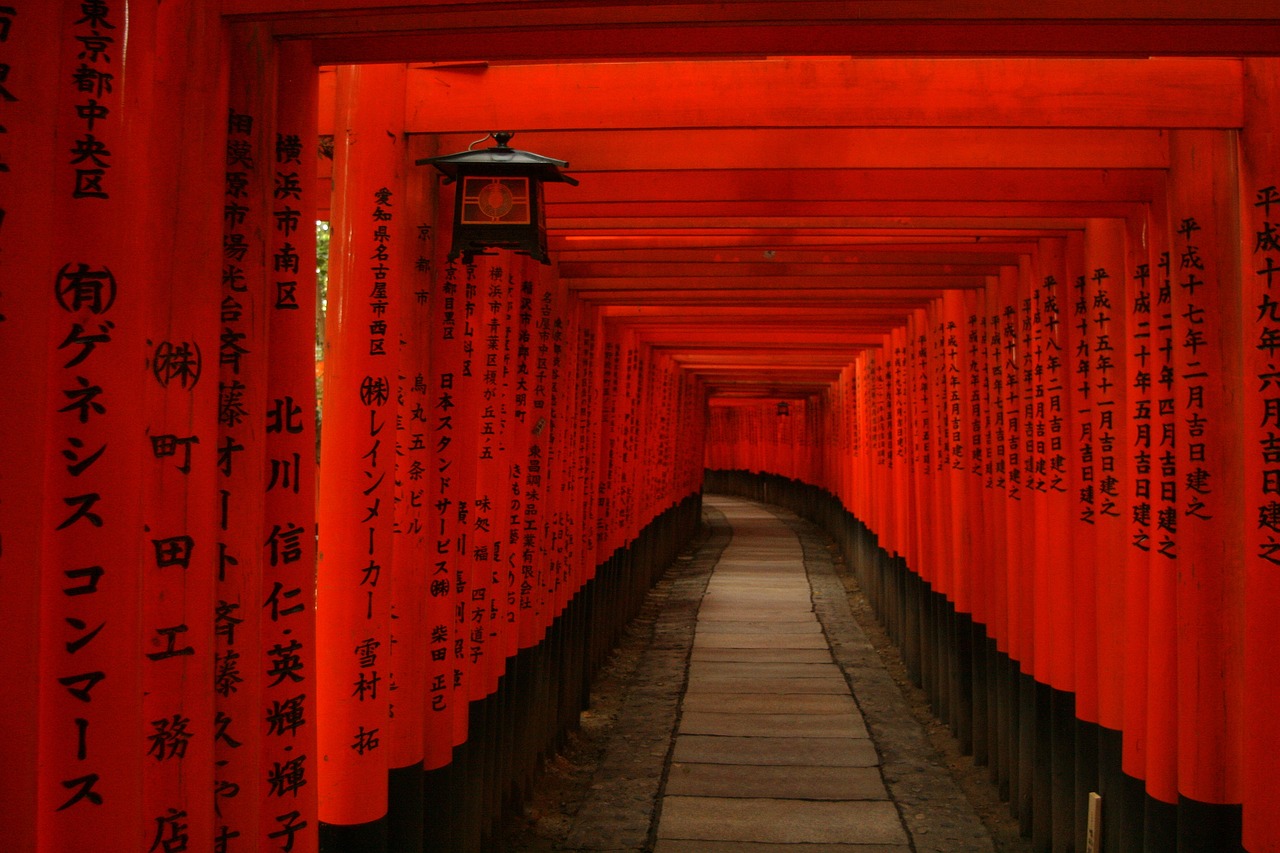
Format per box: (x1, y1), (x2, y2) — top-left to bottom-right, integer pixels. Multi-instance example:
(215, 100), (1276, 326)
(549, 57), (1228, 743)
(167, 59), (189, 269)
(569, 275), (988, 291)
(543, 169), (1164, 204)
(670, 355), (861, 366)
(394, 58), (1241, 132)
(550, 234), (1039, 251)
(603, 304), (923, 317)
(301, 20), (1280, 65)
(575, 291), (945, 307)
(434, 128), (1169, 170)
(640, 335), (880, 346)
(555, 249), (1026, 265)
(550, 219), (1105, 235)
(559, 262), (1004, 278)
(547, 201), (1142, 220)
(554, 224), (1077, 237)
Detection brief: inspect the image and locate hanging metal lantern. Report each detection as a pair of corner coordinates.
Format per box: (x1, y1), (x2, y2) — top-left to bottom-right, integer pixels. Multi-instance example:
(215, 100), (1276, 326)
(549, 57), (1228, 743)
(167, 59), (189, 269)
(417, 131), (577, 264)
(777, 401), (790, 417)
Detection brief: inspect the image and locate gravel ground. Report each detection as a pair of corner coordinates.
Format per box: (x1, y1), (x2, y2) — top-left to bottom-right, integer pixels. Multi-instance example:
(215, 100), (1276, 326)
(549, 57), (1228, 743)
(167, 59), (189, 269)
(495, 501), (1034, 852)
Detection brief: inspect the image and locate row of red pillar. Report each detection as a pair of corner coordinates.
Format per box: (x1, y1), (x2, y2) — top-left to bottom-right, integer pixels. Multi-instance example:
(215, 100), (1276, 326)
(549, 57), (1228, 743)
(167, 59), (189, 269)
(705, 398), (824, 485)
(710, 90), (1280, 850)
(0, 15), (705, 851)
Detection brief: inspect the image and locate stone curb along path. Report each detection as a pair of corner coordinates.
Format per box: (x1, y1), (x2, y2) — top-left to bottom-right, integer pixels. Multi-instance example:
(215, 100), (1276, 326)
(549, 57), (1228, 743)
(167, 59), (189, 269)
(496, 495), (999, 851)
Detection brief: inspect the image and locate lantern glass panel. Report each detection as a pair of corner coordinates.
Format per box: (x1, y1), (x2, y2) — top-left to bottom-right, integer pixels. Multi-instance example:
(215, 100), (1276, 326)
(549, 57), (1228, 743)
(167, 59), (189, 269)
(460, 176), (531, 225)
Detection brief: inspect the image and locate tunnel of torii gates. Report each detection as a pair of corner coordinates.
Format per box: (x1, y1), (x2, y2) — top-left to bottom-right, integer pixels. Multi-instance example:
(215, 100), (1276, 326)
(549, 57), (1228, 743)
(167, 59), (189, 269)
(8, 2), (1280, 853)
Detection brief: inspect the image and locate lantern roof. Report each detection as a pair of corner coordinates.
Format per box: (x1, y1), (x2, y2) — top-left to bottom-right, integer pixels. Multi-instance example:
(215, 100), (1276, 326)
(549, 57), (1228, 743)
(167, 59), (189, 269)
(418, 132), (579, 186)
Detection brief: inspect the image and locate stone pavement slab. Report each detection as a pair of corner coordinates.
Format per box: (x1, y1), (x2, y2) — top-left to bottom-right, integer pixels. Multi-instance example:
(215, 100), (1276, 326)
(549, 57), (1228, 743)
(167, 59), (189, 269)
(689, 647), (833, 663)
(671, 734), (880, 767)
(681, 675), (850, 694)
(679, 691), (858, 714)
(657, 797), (909, 845)
(692, 632), (830, 649)
(696, 620), (823, 633)
(663, 761), (889, 799)
(697, 611), (817, 623)
(655, 842), (910, 853)
(686, 660), (842, 679)
(678, 710), (869, 738)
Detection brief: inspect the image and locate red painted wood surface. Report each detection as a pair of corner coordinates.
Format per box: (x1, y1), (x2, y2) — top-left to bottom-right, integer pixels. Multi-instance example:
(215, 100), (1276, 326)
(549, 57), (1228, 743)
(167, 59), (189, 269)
(1241, 56), (1280, 853)
(10, 10), (1280, 849)
(1, 5), (60, 849)
(1168, 130), (1246, 808)
(260, 36), (323, 849)
(216, 25), (274, 847)
(315, 62), (406, 828)
(39, 1), (155, 847)
(425, 180), (464, 767)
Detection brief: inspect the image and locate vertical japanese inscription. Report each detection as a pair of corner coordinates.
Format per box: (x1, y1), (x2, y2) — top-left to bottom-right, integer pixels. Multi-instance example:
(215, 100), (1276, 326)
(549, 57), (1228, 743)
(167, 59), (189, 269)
(65, 0), (116, 199)
(354, 186), (394, 759)
(260, 117), (316, 850)
(1251, 185), (1280, 567)
(1130, 262), (1155, 553)
(1175, 217), (1214, 529)
(50, 255), (117, 816)
(1073, 274), (1096, 524)
(215, 106), (257, 853)
(0, 3), (17, 215)
(1091, 266), (1121, 524)
(428, 256), (460, 732)
(1153, 251), (1177, 559)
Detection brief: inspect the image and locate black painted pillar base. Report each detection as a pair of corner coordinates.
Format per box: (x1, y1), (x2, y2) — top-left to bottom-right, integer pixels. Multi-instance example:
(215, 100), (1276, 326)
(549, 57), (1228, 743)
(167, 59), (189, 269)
(388, 760), (424, 853)
(1074, 719), (1100, 853)
(1049, 691), (1075, 853)
(1143, 793), (1178, 853)
(1177, 795), (1244, 853)
(319, 816), (388, 853)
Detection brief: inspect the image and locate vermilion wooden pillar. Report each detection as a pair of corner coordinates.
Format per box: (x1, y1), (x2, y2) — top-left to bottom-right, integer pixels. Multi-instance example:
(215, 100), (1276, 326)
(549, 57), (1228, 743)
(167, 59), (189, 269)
(142, 0), (223, 847)
(1240, 57), (1280, 853)
(8, 3), (230, 849)
(37, 0), (157, 847)
(424, 171), (461, 782)
(576, 302), (605, 588)
(999, 264), (1026, 678)
(503, 265), (534, 660)
(1060, 228), (1098, 729)
(1033, 237), (1078, 853)
(1083, 217), (1130, 853)
(1167, 129), (1246, 846)
(217, 25), (275, 851)
(317, 62), (407, 849)
(260, 37), (321, 853)
(1033, 240), (1075, 702)
(930, 297), (955, 612)
(986, 272), (1010, 665)
(1143, 190), (1181, 846)
(1120, 209), (1153, 847)
(944, 288), (977, 628)
(520, 263), (556, 648)
(961, 287), (992, 647)
(1, 6), (60, 848)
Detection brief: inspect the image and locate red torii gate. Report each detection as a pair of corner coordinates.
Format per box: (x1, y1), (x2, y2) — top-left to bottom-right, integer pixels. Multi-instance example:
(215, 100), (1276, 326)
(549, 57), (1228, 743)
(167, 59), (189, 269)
(4, 3), (1280, 852)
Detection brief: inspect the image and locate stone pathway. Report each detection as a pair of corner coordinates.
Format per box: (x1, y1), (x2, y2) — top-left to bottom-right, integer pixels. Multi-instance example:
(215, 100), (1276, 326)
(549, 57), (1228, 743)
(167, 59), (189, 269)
(655, 498), (910, 851)
(497, 494), (999, 852)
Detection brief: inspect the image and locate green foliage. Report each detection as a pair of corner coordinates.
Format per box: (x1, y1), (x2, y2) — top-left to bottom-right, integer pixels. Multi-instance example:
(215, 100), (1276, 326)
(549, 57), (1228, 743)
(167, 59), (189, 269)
(316, 220), (329, 459)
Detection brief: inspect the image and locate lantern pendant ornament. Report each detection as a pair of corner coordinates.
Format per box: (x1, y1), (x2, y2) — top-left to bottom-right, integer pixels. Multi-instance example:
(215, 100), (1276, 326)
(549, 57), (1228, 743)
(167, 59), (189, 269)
(418, 131), (578, 264)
